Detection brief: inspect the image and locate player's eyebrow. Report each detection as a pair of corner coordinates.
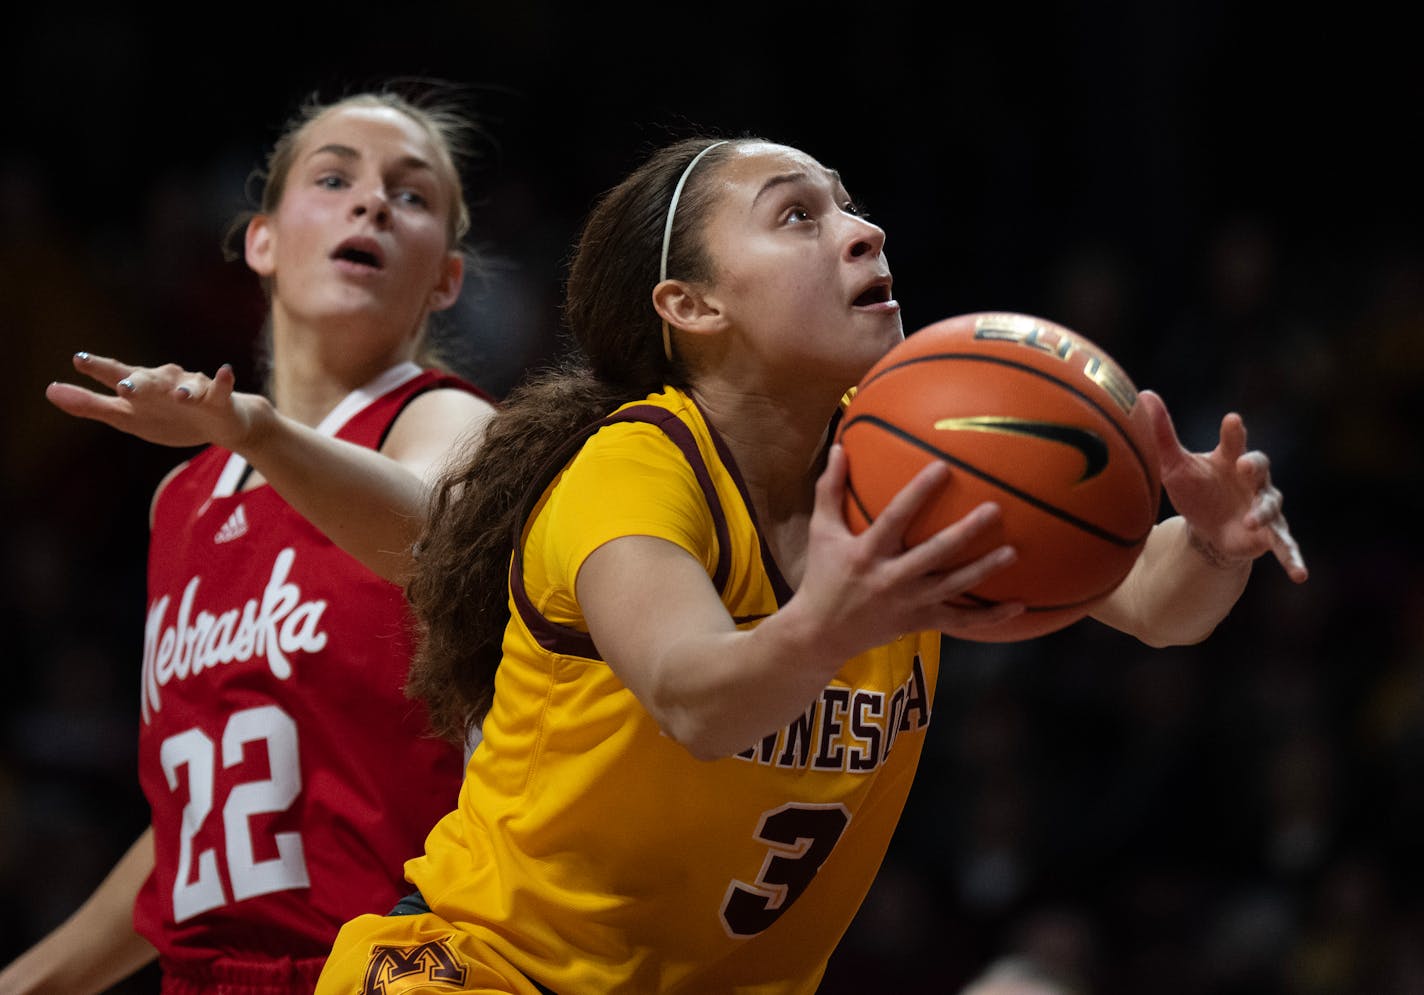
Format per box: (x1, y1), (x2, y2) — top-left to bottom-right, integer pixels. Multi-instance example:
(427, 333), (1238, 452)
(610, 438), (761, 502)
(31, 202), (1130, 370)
(308, 143), (360, 162)
(751, 167), (844, 207)
(306, 144), (436, 174)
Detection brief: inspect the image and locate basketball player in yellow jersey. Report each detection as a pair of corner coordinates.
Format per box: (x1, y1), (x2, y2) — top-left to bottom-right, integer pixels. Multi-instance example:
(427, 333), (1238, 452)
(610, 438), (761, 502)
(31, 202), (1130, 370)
(317, 138), (1308, 995)
(413, 385), (945, 993)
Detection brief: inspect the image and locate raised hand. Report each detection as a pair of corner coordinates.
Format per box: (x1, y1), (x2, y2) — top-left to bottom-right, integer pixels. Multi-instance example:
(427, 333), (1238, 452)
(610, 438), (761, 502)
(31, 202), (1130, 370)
(1138, 389), (1308, 583)
(796, 444), (1024, 660)
(46, 352), (269, 453)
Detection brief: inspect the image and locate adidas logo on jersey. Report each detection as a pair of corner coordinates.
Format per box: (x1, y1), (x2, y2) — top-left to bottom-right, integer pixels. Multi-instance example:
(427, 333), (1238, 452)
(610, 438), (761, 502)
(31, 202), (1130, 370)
(214, 504), (249, 544)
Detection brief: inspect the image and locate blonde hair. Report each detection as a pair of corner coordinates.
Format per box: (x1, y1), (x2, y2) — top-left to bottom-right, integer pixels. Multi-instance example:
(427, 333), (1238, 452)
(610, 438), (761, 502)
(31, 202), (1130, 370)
(250, 90), (474, 247)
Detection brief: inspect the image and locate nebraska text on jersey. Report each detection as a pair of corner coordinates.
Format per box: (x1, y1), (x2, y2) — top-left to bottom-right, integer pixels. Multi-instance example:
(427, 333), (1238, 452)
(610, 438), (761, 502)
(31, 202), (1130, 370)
(141, 547), (329, 723)
(734, 654), (931, 773)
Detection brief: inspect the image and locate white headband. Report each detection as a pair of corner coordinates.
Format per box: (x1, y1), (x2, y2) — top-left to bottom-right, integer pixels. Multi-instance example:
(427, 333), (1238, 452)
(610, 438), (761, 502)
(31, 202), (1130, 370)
(658, 140), (729, 363)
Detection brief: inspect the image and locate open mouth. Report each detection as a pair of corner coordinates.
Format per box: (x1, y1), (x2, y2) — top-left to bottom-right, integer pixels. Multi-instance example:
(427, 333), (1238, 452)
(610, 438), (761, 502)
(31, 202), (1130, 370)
(852, 281), (892, 307)
(332, 239), (384, 270)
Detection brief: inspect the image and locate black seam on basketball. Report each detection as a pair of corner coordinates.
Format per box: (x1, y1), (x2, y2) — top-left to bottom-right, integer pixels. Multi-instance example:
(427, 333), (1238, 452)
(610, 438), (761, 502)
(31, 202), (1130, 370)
(857, 351), (1155, 483)
(844, 471), (872, 526)
(954, 586), (1117, 613)
(840, 413), (1150, 547)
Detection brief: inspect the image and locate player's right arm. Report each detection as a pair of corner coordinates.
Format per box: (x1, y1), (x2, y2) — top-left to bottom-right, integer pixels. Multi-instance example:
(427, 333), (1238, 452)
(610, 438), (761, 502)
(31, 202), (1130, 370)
(208, 378), (492, 584)
(577, 447), (1020, 760)
(0, 827), (158, 995)
(47, 352), (494, 584)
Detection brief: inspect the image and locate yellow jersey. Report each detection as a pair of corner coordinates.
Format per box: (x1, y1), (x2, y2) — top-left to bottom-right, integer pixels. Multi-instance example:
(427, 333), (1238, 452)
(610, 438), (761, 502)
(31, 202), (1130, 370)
(398, 387), (940, 993)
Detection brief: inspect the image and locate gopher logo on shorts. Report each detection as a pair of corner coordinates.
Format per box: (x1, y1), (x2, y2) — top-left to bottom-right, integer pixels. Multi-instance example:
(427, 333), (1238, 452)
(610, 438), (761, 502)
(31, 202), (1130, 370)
(361, 939), (468, 994)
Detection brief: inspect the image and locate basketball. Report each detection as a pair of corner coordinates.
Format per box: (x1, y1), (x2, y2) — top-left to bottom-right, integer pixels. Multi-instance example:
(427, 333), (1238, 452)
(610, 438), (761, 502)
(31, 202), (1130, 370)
(835, 311), (1162, 642)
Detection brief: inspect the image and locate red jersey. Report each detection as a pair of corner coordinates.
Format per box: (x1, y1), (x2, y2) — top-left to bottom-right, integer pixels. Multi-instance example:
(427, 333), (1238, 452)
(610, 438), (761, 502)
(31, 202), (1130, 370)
(134, 364), (484, 977)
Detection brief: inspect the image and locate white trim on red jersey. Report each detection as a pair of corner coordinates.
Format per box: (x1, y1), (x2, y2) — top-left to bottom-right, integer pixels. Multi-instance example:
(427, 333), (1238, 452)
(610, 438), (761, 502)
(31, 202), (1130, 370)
(211, 361), (425, 499)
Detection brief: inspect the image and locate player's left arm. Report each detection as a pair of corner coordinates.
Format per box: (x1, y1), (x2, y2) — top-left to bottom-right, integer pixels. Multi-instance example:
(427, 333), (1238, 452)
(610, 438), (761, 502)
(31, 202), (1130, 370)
(1090, 389), (1308, 646)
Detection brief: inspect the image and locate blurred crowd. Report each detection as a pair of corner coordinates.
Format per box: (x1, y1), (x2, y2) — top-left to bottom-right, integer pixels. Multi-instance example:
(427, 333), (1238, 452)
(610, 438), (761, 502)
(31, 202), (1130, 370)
(2, 6), (1419, 993)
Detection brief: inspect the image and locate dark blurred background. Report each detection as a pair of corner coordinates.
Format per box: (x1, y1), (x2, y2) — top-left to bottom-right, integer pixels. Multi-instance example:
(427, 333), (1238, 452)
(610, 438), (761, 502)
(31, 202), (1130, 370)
(2, 5), (1419, 994)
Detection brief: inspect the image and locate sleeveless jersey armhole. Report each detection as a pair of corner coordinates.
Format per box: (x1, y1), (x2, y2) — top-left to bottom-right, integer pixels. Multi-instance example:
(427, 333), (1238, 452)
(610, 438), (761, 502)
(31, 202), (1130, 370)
(149, 459), (193, 530)
(374, 377), (496, 452)
(510, 405), (732, 661)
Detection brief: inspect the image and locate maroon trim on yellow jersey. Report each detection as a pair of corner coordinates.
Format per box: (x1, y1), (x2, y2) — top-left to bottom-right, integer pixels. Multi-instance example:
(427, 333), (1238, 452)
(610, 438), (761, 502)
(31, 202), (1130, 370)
(702, 414), (796, 609)
(509, 403), (733, 661)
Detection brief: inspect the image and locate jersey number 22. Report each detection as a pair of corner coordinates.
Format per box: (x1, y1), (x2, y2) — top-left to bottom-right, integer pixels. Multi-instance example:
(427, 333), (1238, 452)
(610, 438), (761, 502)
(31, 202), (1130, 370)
(159, 704), (310, 921)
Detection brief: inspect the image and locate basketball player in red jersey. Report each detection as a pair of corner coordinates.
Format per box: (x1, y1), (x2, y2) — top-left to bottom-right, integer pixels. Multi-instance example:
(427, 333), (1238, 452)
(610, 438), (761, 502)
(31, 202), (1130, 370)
(0, 86), (496, 994)
(301, 137), (1307, 993)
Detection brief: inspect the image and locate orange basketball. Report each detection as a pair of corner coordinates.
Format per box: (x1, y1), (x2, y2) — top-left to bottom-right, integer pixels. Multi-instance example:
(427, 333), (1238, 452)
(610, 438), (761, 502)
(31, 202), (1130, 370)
(834, 311), (1162, 642)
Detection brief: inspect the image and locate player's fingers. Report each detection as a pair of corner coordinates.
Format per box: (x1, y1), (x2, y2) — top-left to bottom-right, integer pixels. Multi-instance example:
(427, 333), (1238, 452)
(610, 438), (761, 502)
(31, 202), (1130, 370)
(1244, 483), (1282, 529)
(180, 363), (239, 406)
(1217, 412), (1248, 463)
(119, 363), (183, 396)
(44, 380), (128, 423)
(1138, 389), (1188, 472)
(72, 351), (136, 391)
(117, 369), (142, 394)
(923, 543), (1018, 602)
(1269, 516), (1309, 583)
(172, 370), (216, 402)
(1235, 450), (1271, 488)
(212, 363), (237, 398)
(811, 444), (851, 526)
(937, 598), (1026, 633)
(864, 460), (952, 549)
(897, 501), (1007, 578)
(817, 442), (848, 494)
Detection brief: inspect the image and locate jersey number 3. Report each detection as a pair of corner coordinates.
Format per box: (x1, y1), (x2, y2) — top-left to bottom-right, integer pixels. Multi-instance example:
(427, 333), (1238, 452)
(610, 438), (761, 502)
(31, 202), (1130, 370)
(720, 803), (850, 937)
(159, 704), (310, 922)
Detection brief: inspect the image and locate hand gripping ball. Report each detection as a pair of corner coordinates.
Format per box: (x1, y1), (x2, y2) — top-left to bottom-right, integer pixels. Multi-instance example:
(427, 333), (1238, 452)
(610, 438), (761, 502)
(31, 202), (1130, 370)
(835, 311), (1161, 642)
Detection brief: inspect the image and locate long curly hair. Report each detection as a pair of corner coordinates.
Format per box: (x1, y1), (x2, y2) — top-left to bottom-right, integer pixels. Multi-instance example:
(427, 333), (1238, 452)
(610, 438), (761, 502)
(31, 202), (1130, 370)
(405, 136), (752, 743)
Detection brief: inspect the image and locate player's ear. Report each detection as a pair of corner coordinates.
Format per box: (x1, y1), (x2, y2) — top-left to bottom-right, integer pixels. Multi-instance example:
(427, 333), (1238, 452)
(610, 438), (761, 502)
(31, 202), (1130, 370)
(652, 279), (728, 337)
(245, 215), (276, 278)
(426, 251), (464, 313)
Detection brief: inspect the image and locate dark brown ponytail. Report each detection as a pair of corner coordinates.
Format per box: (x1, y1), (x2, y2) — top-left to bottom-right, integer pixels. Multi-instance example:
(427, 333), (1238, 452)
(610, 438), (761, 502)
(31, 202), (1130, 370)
(405, 137), (749, 742)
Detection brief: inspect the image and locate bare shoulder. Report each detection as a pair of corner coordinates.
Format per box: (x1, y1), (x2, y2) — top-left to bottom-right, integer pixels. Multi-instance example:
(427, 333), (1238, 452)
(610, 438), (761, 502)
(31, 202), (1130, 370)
(380, 387), (497, 480)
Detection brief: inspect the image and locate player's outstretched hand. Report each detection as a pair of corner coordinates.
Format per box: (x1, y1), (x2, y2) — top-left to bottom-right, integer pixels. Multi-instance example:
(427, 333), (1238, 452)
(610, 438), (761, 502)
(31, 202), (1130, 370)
(795, 444), (1024, 661)
(1139, 389), (1308, 583)
(45, 352), (271, 453)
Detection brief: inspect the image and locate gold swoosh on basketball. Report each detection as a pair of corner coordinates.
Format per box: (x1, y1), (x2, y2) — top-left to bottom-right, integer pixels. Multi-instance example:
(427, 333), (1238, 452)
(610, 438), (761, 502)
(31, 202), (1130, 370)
(932, 416), (1109, 482)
